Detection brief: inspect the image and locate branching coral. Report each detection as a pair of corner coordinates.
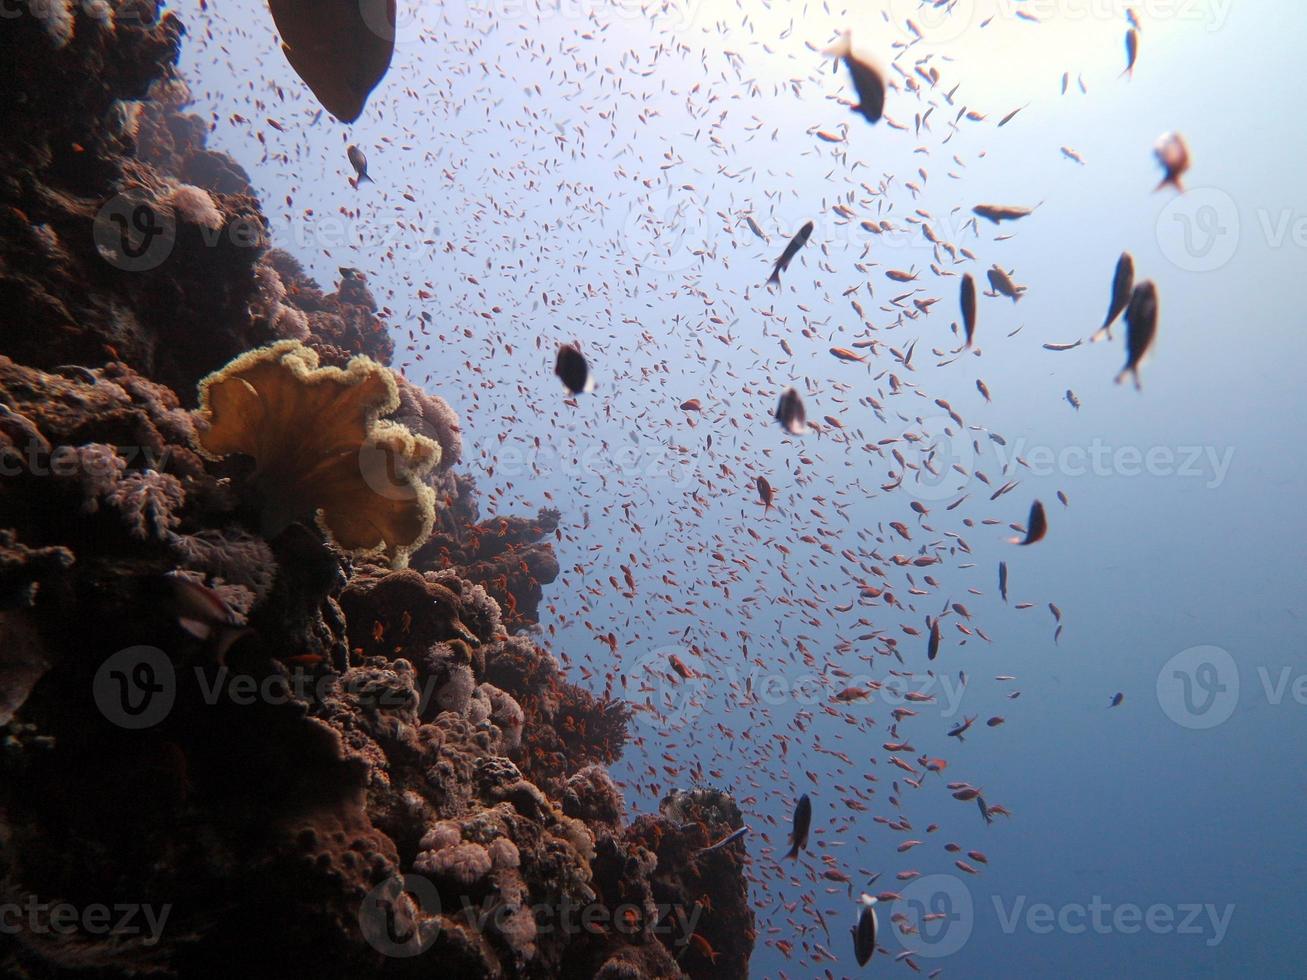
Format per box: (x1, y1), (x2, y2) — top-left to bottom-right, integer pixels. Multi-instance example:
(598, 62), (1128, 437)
(192, 340), (439, 566)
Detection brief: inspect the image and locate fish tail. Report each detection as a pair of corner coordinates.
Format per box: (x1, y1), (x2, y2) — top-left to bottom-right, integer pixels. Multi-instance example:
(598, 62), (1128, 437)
(767, 268), (781, 287)
(1155, 175), (1183, 193)
(784, 838), (800, 860)
(214, 626), (254, 666)
(1113, 366), (1141, 389)
(823, 29), (852, 59)
(358, 173), (374, 184)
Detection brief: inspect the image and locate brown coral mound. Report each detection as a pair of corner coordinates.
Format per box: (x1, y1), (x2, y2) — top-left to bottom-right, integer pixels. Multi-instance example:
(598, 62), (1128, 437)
(415, 508), (562, 629)
(194, 341), (438, 565)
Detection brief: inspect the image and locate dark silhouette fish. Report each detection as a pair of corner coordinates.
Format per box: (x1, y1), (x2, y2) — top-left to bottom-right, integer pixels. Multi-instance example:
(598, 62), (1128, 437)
(1092, 252), (1134, 342)
(853, 895), (879, 966)
(1116, 280), (1159, 389)
(1009, 500), (1047, 545)
(784, 793), (812, 860)
(767, 221), (814, 286)
(775, 387), (808, 434)
(554, 342), (595, 394)
(347, 144), (372, 184)
(825, 31), (885, 124)
(928, 617), (942, 660)
(998, 560), (1008, 602)
(1122, 28), (1138, 78)
(756, 475), (774, 513)
(269, 0), (395, 123)
(1110, 692), (1124, 707)
(960, 273), (976, 347)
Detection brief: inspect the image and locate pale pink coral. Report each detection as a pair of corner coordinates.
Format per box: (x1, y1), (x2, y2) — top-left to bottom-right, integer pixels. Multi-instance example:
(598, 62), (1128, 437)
(415, 841), (491, 886)
(395, 377), (462, 471)
(104, 470), (185, 540)
(164, 184), (223, 231)
(487, 836), (519, 870)
(418, 821), (461, 852)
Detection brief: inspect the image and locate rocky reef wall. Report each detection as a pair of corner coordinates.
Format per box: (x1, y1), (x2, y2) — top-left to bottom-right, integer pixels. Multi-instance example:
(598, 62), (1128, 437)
(0, 3), (751, 977)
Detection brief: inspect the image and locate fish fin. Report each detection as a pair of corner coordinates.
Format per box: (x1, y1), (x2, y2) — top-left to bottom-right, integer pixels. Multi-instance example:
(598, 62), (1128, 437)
(1113, 367), (1142, 389)
(178, 617), (212, 641)
(823, 29), (852, 59)
(214, 626), (254, 666)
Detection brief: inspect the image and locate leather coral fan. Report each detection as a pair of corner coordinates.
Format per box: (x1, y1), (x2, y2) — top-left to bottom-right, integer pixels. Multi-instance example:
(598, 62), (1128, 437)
(192, 340), (439, 567)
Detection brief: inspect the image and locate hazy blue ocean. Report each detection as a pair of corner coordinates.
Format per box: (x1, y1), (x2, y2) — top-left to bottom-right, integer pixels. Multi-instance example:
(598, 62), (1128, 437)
(176, 1), (1306, 974)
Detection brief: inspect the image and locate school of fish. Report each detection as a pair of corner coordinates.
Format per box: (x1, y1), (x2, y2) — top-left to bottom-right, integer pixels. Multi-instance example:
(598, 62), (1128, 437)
(181, 1), (1187, 972)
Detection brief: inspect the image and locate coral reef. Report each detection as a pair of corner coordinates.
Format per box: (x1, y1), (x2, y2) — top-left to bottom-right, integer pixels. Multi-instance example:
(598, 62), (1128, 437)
(0, 2), (751, 978)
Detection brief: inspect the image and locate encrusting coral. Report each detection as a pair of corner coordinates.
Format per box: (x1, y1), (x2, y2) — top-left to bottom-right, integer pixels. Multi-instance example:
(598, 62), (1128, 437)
(192, 340), (438, 567)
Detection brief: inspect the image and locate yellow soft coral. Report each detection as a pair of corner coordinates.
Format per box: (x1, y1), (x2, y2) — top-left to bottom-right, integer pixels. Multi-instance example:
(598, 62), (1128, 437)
(194, 341), (438, 567)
